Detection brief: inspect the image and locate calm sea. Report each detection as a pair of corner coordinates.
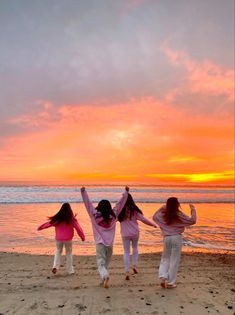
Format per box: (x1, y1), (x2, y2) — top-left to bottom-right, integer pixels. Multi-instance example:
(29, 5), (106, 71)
(0, 184), (234, 254)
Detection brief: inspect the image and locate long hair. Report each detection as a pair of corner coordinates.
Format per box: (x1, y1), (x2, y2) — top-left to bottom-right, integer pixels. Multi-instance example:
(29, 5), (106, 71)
(49, 203), (74, 225)
(163, 197), (180, 224)
(118, 193), (143, 222)
(96, 200), (116, 223)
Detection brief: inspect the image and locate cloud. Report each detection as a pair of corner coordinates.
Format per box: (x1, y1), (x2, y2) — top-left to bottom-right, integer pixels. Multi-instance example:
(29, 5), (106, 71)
(161, 43), (234, 103)
(8, 100), (58, 128)
(0, 96), (233, 183)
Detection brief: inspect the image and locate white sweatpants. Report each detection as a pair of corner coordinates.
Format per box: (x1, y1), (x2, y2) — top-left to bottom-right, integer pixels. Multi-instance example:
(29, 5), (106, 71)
(53, 240), (74, 274)
(96, 244), (113, 280)
(122, 236), (139, 272)
(159, 235), (182, 285)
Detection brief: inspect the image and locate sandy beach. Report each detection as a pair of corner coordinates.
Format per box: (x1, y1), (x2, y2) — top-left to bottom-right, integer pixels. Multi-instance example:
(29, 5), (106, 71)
(0, 251), (234, 315)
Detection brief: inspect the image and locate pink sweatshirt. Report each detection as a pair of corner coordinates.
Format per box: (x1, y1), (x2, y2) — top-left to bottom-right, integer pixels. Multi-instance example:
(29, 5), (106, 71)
(153, 205), (196, 237)
(120, 211), (156, 238)
(38, 217), (85, 242)
(81, 189), (128, 246)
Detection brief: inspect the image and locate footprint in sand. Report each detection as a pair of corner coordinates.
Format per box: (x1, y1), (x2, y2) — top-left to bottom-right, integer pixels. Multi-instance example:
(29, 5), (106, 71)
(75, 303), (87, 311)
(101, 309), (111, 313)
(42, 301), (49, 309)
(30, 302), (38, 310)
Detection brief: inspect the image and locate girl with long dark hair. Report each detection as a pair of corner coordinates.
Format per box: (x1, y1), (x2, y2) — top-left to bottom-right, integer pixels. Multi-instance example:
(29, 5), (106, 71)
(80, 186), (129, 288)
(38, 203), (85, 275)
(118, 193), (156, 280)
(153, 197), (196, 288)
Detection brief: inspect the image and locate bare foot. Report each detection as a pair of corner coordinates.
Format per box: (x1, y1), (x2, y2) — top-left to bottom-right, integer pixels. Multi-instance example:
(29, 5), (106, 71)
(100, 279), (105, 287)
(133, 267), (138, 274)
(125, 274), (130, 281)
(160, 278), (167, 289)
(52, 268), (57, 274)
(167, 284), (177, 289)
(103, 277), (110, 288)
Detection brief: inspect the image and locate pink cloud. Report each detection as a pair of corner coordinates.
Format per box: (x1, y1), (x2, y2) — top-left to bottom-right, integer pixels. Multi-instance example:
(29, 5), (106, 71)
(161, 43), (234, 102)
(1, 96), (233, 182)
(8, 100), (59, 127)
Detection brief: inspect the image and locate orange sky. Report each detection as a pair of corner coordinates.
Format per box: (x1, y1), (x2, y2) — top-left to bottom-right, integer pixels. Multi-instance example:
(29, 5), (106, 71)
(1, 86), (234, 184)
(0, 1), (234, 185)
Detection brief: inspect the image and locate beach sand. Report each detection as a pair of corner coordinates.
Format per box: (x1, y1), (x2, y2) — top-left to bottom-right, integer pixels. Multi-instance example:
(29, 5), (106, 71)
(0, 251), (234, 315)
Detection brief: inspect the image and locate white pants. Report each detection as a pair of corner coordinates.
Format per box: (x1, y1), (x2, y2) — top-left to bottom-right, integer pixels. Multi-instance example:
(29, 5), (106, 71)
(96, 244), (113, 280)
(122, 236), (139, 272)
(53, 240), (74, 274)
(159, 235), (182, 285)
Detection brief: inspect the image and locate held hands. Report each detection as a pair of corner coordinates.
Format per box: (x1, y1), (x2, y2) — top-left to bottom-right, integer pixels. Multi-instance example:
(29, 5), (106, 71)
(80, 187), (86, 193)
(81, 186), (129, 192)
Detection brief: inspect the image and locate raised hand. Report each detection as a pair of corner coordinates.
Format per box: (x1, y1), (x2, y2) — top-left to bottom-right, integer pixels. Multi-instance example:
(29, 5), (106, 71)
(80, 187), (86, 193)
(125, 186), (130, 192)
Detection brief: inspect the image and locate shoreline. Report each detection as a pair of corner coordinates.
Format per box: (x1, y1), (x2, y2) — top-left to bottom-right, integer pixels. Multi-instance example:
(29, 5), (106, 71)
(1, 251), (234, 315)
(1, 246), (234, 256)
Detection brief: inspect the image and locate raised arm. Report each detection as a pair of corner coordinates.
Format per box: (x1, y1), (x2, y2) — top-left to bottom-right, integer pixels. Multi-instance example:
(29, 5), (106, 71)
(80, 187), (96, 217)
(37, 221), (52, 231)
(178, 204), (196, 225)
(73, 218), (85, 241)
(112, 186), (129, 216)
(137, 213), (157, 227)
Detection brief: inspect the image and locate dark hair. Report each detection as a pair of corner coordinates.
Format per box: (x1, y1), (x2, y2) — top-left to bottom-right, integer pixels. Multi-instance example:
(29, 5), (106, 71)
(49, 203), (74, 225)
(96, 199), (116, 223)
(163, 197), (180, 224)
(118, 193), (143, 222)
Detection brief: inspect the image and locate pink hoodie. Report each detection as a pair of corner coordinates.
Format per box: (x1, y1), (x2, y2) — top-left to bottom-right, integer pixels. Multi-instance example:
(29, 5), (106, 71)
(153, 205), (196, 237)
(81, 189), (128, 246)
(38, 217), (85, 242)
(120, 211), (156, 238)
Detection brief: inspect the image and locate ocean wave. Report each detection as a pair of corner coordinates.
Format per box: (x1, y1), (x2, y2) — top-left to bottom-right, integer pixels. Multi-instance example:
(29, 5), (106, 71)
(0, 199), (235, 204)
(0, 185), (234, 204)
(183, 240), (235, 251)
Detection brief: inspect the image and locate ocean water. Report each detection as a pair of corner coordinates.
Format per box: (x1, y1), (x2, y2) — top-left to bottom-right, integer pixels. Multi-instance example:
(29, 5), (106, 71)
(0, 184), (234, 255)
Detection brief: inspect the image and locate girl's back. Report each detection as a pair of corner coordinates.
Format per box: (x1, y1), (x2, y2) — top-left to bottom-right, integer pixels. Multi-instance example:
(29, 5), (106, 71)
(38, 203), (85, 242)
(153, 204), (196, 236)
(54, 218), (80, 241)
(81, 187), (128, 246)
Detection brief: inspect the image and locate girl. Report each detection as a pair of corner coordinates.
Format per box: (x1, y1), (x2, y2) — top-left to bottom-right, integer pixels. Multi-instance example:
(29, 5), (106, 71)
(118, 193), (157, 280)
(38, 203), (85, 275)
(80, 186), (129, 288)
(153, 197), (196, 289)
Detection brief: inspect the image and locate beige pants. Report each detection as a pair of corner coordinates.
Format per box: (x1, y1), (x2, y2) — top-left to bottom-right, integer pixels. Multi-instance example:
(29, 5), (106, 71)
(122, 236), (139, 272)
(53, 240), (74, 274)
(96, 244), (113, 280)
(159, 235), (182, 285)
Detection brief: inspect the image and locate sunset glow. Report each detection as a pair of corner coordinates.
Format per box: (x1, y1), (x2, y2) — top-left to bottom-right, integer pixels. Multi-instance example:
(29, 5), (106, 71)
(0, 1), (234, 185)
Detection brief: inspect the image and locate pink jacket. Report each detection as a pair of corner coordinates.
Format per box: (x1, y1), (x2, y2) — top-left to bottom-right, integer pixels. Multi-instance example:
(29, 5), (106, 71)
(81, 189), (128, 246)
(153, 205), (196, 237)
(120, 211), (156, 238)
(38, 217), (85, 242)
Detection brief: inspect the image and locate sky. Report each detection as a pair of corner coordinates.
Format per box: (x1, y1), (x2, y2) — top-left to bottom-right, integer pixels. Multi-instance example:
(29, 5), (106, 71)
(0, 0), (234, 185)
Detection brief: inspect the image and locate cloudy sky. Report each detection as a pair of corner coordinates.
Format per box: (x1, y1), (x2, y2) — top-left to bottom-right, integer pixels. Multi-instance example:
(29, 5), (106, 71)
(0, 0), (234, 184)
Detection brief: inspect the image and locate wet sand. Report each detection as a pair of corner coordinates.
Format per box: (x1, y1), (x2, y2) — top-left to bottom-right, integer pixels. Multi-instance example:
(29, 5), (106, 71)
(0, 251), (234, 315)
